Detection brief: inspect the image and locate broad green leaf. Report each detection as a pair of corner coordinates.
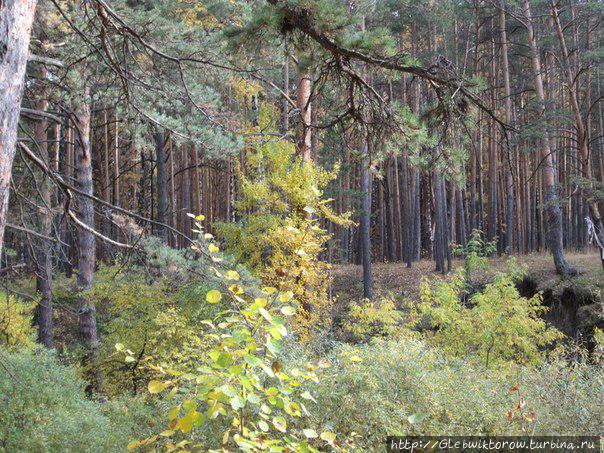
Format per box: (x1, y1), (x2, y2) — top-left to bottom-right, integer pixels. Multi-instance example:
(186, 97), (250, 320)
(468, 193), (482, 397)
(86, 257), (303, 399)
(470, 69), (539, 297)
(177, 411), (202, 433)
(216, 352), (233, 368)
(266, 337), (281, 354)
(221, 385), (238, 397)
(230, 395), (245, 410)
(182, 400), (197, 412)
(168, 405), (180, 421)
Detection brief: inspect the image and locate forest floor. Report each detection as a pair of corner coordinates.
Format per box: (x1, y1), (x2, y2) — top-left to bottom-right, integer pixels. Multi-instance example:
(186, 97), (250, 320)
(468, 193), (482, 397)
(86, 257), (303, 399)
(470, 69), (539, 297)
(331, 251), (603, 305)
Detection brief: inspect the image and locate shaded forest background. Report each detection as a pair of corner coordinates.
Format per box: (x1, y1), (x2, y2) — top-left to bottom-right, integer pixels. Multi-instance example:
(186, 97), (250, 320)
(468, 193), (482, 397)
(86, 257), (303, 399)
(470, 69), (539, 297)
(0, 0), (602, 450)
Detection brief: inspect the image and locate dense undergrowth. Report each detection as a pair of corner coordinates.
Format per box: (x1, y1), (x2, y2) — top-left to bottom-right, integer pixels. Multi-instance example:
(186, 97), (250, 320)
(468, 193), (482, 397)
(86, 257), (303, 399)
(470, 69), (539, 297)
(1, 334), (601, 450)
(0, 149), (601, 451)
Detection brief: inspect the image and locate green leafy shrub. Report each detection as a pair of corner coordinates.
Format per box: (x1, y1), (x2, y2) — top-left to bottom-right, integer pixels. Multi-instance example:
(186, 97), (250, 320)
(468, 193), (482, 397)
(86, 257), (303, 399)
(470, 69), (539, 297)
(216, 106), (350, 340)
(56, 234), (257, 396)
(344, 296), (408, 343)
(122, 231), (340, 452)
(452, 229), (497, 276)
(0, 291), (36, 349)
(415, 264), (563, 368)
(301, 338), (602, 450)
(89, 263), (214, 396)
(0, 347), (155, 452)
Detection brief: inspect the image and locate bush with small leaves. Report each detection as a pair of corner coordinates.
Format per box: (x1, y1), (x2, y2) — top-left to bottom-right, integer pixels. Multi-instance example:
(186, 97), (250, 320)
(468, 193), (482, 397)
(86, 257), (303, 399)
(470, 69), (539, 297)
(415, 263), (564, 368)
(344, 296), (409, 343)
(0, 291), (36, 349)
(0, 347), (156, 452)
(82, 233), (257, 396)
(301, 338), (602, 450)
(216, 97), (351, 341)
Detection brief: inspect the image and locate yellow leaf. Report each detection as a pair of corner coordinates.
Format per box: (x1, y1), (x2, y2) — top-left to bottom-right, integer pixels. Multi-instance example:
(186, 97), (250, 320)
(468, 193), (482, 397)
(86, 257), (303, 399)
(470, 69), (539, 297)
(168, 405), (180, 421)
(261, 286), (277, 296)
(208, 244), (219, 253)
(225, 270), (240, 280)
(148, 380), (166, 394)
(127, 440), (141, 451)
(177, 411), (201, 433)
(254, 297), (268, 307)
(279, 291), (294, 302)
(206, 290), (222, 304)
(320, 431), (337, 444)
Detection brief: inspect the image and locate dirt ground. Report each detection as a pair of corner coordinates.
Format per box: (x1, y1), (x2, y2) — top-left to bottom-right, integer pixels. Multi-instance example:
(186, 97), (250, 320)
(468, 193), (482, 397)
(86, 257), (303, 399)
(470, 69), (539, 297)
(330, 251), (603, 304)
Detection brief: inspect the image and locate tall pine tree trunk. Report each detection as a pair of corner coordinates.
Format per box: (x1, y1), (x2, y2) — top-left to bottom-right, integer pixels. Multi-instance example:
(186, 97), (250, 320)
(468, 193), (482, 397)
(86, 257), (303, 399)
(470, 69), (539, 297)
(33, 59), (54, 348)
(522, 0), (575, 276)
(296, 65), (312, 162)
(73, 87), (102, 391)
(433, 170), (446, 274)
(360, 142), (373, 300)
(499, 0), (515, 254)
(155, 128), (168, 243)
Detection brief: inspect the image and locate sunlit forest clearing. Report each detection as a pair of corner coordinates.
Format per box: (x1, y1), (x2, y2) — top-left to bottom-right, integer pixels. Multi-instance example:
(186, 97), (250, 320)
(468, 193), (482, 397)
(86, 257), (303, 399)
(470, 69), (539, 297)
(0, 0), (603, 451)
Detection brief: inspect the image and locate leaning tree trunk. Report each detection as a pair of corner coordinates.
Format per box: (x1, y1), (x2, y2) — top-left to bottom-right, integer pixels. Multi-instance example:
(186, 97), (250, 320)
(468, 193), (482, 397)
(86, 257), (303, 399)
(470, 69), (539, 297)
(522, 0), (575, 276)
(73, 89), (102, 392)
(0, 0), (38, 258)
(551, 1), (604, 264)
